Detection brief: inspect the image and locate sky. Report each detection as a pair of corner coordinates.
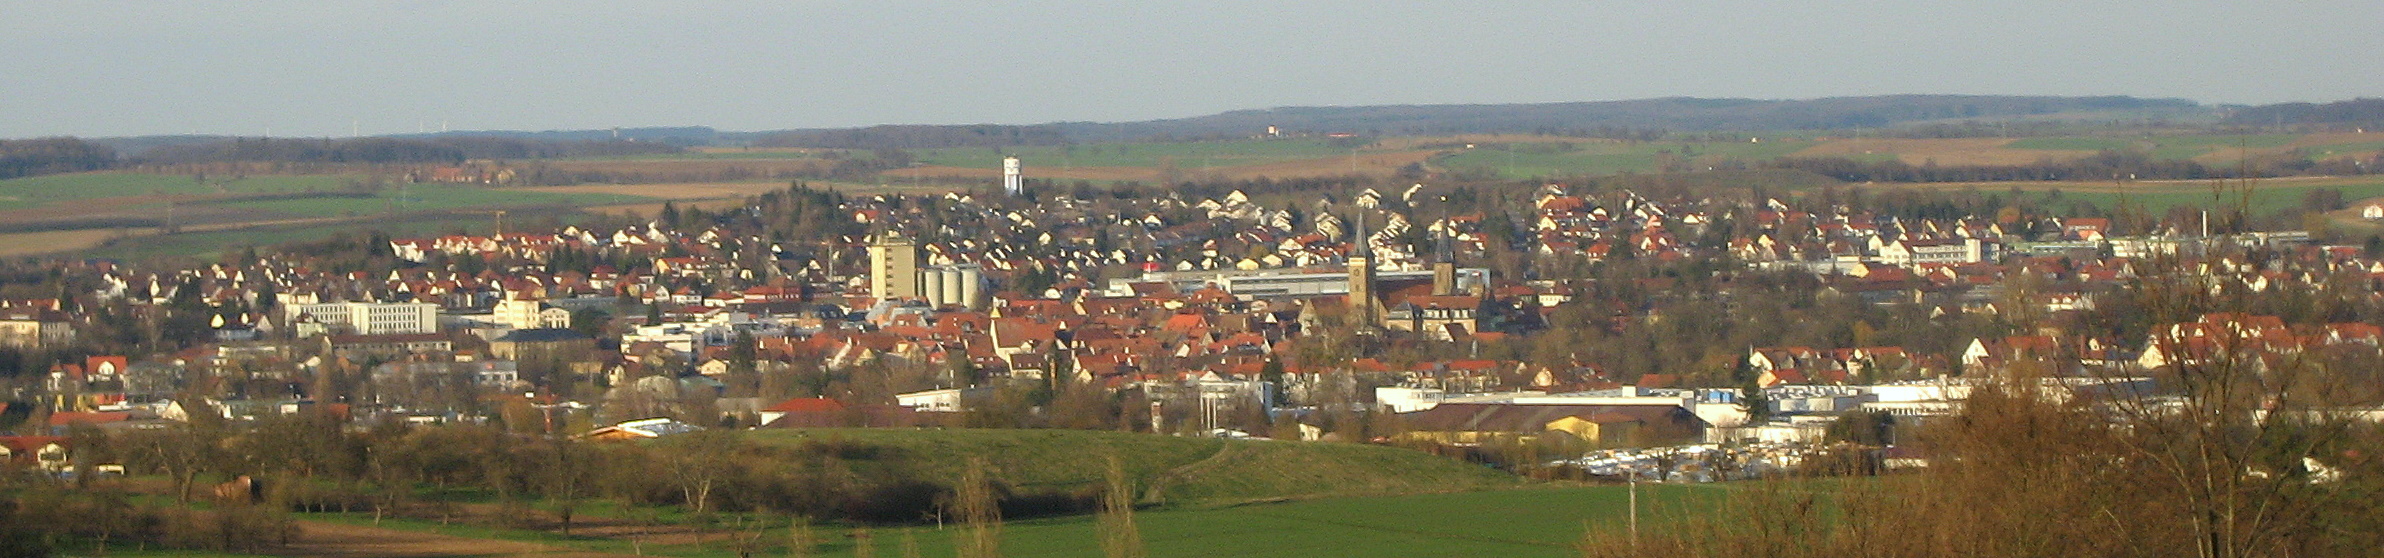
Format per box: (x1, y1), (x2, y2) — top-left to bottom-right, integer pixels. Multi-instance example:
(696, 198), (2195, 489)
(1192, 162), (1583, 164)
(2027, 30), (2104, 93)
(1, 1), (2377, 138)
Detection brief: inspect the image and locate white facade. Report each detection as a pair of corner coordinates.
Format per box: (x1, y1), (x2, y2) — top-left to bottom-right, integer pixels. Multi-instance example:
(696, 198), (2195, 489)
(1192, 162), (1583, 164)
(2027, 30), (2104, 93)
(493, 299), (571, 330)
(284, 302), (439, 335)
(1881, 238), (1990, 265)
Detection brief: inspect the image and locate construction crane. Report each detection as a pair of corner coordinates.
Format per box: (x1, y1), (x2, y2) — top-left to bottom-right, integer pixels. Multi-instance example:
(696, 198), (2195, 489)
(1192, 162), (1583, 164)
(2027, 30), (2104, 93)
(452, 209), (509, 235)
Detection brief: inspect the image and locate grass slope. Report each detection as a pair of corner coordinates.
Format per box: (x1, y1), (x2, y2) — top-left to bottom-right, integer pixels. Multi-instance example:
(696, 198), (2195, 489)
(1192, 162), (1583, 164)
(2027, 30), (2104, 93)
(743, 429), (1517, 503)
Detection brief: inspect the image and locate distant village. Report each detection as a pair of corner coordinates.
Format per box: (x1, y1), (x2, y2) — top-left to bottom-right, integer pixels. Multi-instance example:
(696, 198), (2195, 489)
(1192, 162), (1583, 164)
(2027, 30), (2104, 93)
(7, 169), (2382, 474)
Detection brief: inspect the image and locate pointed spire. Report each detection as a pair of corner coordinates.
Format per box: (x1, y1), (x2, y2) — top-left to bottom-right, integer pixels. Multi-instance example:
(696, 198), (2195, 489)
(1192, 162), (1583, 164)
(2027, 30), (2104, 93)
(1437, 223), (1454, 263)
(1352, 208), (1370, 261)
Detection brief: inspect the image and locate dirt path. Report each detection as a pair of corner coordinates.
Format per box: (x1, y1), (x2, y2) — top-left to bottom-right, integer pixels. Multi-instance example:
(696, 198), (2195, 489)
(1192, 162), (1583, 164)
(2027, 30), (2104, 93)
(282, 520), (644, 558)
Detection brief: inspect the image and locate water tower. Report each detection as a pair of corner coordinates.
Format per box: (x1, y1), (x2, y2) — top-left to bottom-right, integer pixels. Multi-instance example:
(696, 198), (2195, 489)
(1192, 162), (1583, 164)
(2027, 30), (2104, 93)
(1002, 156), (1022, 196)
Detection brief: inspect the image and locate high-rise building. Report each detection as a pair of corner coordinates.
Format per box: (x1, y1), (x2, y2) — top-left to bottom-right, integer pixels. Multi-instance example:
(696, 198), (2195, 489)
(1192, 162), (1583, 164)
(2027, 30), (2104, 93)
(1002, 156), (1022, 196)
(868, 231), (921, 301)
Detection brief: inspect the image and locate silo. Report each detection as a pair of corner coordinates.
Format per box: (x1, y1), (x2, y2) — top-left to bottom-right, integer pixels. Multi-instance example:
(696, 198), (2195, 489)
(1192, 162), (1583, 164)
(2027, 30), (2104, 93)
(921, 267), (947, 306)
(958, 265), (984, 309)
(940, 267), (966, 308)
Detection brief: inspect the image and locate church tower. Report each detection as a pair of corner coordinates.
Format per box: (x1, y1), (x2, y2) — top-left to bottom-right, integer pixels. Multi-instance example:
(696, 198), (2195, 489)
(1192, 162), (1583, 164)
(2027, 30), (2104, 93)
(1431, 222), (1457, 297)
(1347, 210), (1380, 328)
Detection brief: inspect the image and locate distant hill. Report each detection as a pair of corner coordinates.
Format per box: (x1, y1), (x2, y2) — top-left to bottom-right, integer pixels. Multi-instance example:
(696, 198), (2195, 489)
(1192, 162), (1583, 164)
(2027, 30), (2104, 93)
(70, 95), (2224, 155)
(2223, 98), (2384, 129)
(723, 95), (2208, 149)
(1053, 95), (2204, 141)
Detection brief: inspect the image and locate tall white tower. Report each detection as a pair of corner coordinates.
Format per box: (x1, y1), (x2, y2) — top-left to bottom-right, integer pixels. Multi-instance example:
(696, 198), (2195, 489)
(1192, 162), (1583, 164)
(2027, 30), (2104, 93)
(1002, 156), (1022, 196)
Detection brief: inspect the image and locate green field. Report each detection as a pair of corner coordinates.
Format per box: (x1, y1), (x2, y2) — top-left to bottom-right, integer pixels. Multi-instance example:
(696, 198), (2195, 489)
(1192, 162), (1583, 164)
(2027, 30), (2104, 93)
(0, 173), (366, 210)
(2304, 141), (2384, 159)
(746, 429), (1518, 502)
(2160, 133), (2299, 149)
(2032, 178), (2384, 217)
(2003, 137), (2142, 151)
(1430, 139), (1819, 179)
(567, 150), (829, 161)
(913, 139), (1361, 170)
(0, 172), (651, 218)
(201, 183), (650, 218)
(869, 483), (1716, 558)
(300, 481), (1721, 558)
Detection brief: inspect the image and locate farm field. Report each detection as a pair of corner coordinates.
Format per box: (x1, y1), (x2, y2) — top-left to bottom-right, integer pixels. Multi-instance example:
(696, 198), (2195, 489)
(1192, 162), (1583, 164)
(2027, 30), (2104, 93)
(0, 172), (367, 210)
(0, 172), (655, 259)
(1858, 175), (2384, 217)
(913, 138), (1362, 170)
(1421, 132), (2384, 181)
(67, 211), (590, 261)
(1432, 138), (1817, 178)
(197, 183), (649, 219)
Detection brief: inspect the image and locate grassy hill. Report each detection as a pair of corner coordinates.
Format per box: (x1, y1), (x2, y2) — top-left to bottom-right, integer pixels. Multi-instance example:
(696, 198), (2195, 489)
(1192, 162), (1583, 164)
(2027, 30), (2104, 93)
(742, 428), (1518, 504)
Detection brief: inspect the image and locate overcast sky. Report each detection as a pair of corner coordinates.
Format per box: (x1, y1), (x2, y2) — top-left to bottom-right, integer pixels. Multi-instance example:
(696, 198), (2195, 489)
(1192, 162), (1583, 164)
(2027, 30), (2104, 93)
(2, 1), (2377, 138)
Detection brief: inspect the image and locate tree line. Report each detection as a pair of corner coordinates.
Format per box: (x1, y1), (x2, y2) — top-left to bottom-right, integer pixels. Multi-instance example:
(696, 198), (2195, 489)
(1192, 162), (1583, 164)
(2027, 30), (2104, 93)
(1763, 148), (2381, 184)
(0, 138), (116, 180)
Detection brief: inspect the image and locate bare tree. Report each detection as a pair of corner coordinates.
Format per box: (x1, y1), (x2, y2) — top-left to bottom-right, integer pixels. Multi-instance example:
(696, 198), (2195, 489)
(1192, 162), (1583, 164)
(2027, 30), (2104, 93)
(1098, 456), (1145, 558)
(950, 458), (1001, 558)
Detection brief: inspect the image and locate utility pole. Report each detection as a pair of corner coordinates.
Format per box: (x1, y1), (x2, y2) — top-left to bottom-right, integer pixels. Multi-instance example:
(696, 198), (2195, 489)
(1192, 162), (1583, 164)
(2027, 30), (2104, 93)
(1628, 476), (1639, 549)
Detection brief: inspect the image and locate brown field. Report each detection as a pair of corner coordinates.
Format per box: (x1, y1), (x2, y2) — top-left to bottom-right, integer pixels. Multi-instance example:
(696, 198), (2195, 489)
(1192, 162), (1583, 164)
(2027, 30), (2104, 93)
(0, 228), (131, 257)
(2192, 146), (2261, 166)
(1790, 138), (2094, 166)
(2290, 132), (2381, 148)
(533, 158), (826, 177)
(506, 181), (797, 200)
